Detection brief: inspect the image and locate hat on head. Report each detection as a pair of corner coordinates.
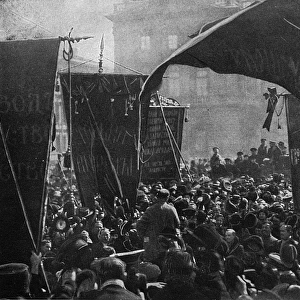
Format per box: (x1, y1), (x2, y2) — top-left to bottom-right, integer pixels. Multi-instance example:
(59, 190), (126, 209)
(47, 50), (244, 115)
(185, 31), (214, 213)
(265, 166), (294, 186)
(188, 224), (222, 251)
(213, 147), (219, 151)
(250, 148), (257, 152)
(137, 262), (161, 282)
(280, 244), (298, 268)
(278, 141), (284, 145)
(243, 213), (258, 229)
(243, 235), (264, 253)
(261, 138), (266, 142)
(0, 263), (31, 298)
(224, 256), (244, 276)
(237, 151), (243, 156)
(229, 212), (242, 226)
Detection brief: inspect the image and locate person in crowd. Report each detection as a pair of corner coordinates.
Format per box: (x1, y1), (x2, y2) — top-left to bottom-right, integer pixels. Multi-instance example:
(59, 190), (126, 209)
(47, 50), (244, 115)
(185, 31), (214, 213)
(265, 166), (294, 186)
(278, 141), (287, 155)
(261, 221), (278, 255)
(234, 151), (244, 169)
(224, 158), (240, 178)
(268, 141), (282, 172)
(136, 188), (180, 263)
(275, 224), (299, 256)
(257, 138), (268, 165)
(247, 156), (261, 180)
(210, 158), (229, 181)
(92, 227), (116, 259)
(210, 146), (223, 167)
(224, 229), (244, 258)
(79, 257), (141, 300)
(249, 147), (258, 161)
(152, 249), (209, 300)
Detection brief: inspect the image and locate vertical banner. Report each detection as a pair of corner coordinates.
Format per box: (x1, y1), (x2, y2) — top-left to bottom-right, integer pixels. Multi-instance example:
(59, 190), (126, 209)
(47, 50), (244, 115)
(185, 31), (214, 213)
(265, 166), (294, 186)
(285, 94), (300, 212)
(141, 106), (186, 183)
(0, 39), (60, 264)
(61, 74), (148, 208)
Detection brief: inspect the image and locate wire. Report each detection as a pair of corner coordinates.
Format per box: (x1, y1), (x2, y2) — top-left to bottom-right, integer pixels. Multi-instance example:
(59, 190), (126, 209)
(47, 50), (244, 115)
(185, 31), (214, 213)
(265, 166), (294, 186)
(103, 56), (145, 75)
(3, 4), (54, 35)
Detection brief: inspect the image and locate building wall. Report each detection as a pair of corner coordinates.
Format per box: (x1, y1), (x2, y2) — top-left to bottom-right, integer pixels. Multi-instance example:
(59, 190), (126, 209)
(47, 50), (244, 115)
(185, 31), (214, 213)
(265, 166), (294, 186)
(109, 0), (289, 161)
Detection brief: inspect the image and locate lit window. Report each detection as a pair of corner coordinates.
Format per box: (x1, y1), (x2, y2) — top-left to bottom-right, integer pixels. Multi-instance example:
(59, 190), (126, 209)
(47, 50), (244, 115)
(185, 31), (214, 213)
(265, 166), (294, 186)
(196, 70), (208, 96)
(168, 35), (178, 49)
(168, 71), (180, 96)
(141, 36), (150, 50)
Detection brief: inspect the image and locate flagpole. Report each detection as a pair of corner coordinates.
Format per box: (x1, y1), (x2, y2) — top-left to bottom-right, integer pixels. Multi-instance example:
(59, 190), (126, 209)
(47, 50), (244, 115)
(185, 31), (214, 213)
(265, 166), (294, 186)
(157, 92), (182, 181)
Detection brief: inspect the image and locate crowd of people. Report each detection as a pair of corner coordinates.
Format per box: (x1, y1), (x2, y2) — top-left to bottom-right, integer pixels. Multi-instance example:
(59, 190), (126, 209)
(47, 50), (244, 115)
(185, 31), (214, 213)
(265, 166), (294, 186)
(188, 139), (289, 182)
(2, 139), (300, 300)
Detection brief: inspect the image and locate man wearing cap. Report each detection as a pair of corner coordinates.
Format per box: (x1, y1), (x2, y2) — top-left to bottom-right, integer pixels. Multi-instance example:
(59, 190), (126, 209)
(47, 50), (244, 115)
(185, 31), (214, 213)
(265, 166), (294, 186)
(268, 141), (282, 172)
(234, 152), (244, 170)
(224, 158), (240, 178)
(136, 188), (180, 263)
(249, 147), (258, 161)
(257, 138), (268, 165)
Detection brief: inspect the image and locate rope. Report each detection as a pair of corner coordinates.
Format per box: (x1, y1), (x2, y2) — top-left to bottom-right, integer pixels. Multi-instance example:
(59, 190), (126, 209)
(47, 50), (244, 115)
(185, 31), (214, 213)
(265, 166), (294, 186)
(3, 4), (54, 35)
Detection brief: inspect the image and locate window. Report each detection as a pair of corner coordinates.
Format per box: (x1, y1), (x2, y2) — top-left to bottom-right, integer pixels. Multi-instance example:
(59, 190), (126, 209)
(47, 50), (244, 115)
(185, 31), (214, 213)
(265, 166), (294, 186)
(141, 36), (150, 50)
(215, 0), (226, 5)
(168, 71), (180, 97)
(196, 70), (208, 96)
(168, 35), (178, 49)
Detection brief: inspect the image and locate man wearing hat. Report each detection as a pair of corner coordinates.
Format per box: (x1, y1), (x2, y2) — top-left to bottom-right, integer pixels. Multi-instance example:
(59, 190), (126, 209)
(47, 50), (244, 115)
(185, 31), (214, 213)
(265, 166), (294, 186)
(234, 151), (244, 170)
(257, 138), (268, 165)
(249, 147), (258, 161)
(224, 158), (240, 178)
(267, 141), (282, 172)
(136, 189), (180, 263)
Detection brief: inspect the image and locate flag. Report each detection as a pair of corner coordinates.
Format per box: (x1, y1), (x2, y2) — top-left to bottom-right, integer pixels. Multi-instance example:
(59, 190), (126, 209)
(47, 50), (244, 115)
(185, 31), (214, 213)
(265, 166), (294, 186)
(140, 0), (300, 103)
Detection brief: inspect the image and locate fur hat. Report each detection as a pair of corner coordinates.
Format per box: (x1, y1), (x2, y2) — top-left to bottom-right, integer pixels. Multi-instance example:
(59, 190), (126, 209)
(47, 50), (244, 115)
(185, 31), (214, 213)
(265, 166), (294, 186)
(243, 213), (258, 229)
(188, 224), (222, 251)
(0, 263), (30, 298)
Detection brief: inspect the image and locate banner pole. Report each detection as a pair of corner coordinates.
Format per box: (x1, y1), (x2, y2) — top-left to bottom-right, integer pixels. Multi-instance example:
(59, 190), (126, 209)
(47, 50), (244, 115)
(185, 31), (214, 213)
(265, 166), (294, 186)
(157, 92), (182, 181)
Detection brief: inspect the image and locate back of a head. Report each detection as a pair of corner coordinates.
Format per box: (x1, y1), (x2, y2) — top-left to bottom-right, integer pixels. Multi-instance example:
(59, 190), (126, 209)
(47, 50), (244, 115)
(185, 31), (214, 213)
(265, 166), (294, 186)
(95, 257), (126, 282)
(162, 249), (195, 280)
(0, 263), (31, 298)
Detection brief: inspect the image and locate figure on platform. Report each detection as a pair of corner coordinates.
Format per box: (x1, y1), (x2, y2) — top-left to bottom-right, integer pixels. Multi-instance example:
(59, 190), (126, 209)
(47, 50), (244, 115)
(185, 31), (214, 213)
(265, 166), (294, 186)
(234, 151), (244, 170)
(224, 158), (240, 178)
(136, 189), (180, 263)
(278, 141), (287, 155)
(268, 141), (282, 172)
(210, 158), (229, 181)
(210, 147), (223, 168)
(249, 147), (258, 162)
(257, 138), (268, 165)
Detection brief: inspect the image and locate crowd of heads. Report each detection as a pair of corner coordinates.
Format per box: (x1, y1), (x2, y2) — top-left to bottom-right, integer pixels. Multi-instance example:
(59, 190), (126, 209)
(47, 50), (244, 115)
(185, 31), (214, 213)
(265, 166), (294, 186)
(1, 139), (300, 300)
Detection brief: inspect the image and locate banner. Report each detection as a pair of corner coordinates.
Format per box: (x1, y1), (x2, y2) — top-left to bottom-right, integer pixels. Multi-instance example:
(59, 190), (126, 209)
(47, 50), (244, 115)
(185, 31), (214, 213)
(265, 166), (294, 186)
(61, 74), (147, 208)
(0, 38), (60, 264)
(141, 106), (185, 183)
(285, 94), (300, 212)
(140, 0), (300, 108)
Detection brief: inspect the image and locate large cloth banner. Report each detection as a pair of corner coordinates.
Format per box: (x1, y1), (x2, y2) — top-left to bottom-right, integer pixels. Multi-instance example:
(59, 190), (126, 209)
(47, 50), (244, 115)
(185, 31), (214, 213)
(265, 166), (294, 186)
(141, 106), (185, 183)
(61, 74), (147, 209)
(0, 39), (60, 264)
(140, 0), (300, 108)
(285, 94), (300, 212)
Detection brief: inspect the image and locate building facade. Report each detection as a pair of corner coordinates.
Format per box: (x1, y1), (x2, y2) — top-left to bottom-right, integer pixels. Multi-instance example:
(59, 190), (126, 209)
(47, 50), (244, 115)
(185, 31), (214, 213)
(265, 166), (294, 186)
(107, 0), (288, 161)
